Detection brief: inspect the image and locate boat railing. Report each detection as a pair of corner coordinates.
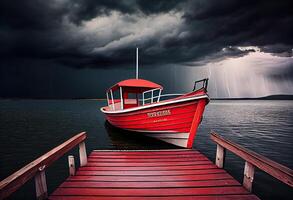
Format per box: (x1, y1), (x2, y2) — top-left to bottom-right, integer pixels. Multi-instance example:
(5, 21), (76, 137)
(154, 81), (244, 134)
(159, 93), (184, 98)
(106, 88), (123, 111)
(140, 93), (184, 105)
(210, 131), (293, 192)
(193, 78), (209, 92)
(0, 132), (87, 200)
(142, 88), (162, 105)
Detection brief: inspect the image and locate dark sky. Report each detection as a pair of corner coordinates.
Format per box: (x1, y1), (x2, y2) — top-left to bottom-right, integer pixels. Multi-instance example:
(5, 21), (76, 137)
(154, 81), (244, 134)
(0, 0), (292, 98)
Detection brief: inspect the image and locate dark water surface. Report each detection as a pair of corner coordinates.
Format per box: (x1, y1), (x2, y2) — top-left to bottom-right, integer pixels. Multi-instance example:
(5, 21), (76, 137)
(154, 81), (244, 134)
(0, 100), (292, 199)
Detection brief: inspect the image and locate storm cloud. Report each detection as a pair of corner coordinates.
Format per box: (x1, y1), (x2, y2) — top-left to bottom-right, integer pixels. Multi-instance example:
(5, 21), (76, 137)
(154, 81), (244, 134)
(0, 0), (292, 98)
(0, 0), (292, 68)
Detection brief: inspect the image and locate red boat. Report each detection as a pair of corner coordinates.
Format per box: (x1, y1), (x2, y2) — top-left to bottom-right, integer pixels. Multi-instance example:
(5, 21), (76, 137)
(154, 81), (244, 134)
(100, 49), (209, 148)
(100, 78), (209, 148)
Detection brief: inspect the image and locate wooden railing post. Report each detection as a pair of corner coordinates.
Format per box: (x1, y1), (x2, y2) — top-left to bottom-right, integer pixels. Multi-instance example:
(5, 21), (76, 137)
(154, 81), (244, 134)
(0, 132), (87, 200)
(34, 165), (47, 200)
(68, 155), (76, 176)
(243, 161), (255, 192)
(210, 132), (293, 191)
(79, 141), (87, 167)
(216, 144), (226, 168)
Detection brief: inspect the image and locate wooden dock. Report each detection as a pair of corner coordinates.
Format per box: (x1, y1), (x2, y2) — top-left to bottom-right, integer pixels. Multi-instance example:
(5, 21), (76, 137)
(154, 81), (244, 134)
(1, 132), (292, 200)
(49, 149), (259, 200)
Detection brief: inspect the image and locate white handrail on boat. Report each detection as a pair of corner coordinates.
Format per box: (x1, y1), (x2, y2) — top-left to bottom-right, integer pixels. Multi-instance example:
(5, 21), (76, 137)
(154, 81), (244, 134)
(106, 92), (110, 107)
(141, 93), (184, 105)
(142, 88), (162, 105)
(157, 89), (162, 102)
(120, 87), (123, 110)
(160, 93), (183, 97)
(110, 89), (115, 111)
(141, 96), (160, 101)
(102, 94), (209, 114)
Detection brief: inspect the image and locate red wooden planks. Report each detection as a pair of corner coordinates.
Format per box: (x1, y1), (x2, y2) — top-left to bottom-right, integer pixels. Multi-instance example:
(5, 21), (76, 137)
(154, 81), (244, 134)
(86, 161), (213, 167)
(68, 173), (232, 182)
(90, 150), (202, 155)
(51, 187), (249, 196)
(49, 195), (260, 200)
(87, 157), (209, 163)
(90, 150), (197, 155)
(75, 169), (225, 176)
(88, 154), (205, 159)
(59, 179), (240, 188)
(49, 149), (260, 200)
(79, 164), (217, 171)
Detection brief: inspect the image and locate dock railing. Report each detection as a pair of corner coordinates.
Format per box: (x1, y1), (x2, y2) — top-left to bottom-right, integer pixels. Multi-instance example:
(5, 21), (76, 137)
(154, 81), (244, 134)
(210, 131), (293, 192)
(0, 132), (87, 200)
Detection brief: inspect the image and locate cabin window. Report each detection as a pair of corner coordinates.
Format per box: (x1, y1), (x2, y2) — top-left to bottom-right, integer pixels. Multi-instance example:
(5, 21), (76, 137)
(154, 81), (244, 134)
(107, 89), (123, 110)
(123, 92), (139, 109)
(124, 93), (138, 104)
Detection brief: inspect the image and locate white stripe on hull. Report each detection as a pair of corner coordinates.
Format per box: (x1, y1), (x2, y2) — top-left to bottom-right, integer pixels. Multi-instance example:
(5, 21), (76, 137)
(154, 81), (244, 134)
(125, 129), (177, 133)
(119, 127), (190, 148)
(145, 132), (189, 139)
(144, 132), (189, 148)
(101, 94), (209, 114)
(160, 139), (188, 148)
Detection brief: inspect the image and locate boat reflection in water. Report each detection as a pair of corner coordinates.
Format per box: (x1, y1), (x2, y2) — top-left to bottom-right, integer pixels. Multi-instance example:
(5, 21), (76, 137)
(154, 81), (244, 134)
(104, 121), (177, 150)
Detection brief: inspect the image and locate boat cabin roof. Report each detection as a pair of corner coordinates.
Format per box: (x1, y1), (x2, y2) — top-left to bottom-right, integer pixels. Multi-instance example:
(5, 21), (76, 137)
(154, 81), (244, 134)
(108, 79), (163, 93)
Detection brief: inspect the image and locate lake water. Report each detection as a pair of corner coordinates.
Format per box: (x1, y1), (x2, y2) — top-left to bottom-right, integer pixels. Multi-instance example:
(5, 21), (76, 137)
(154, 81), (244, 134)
(0, 100), (292, 199)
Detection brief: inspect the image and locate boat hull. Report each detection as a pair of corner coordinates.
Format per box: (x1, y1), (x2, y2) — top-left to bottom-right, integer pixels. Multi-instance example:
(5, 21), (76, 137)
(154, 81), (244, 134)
(101, 95), (208, 148)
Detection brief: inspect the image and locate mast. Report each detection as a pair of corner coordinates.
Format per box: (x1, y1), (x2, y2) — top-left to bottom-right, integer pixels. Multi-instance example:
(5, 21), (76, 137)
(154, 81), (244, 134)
(136, 48), (138, 79)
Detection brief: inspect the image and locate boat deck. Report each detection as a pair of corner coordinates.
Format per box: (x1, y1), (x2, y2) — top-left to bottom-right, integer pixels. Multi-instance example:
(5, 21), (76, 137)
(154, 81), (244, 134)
(49, 149), (260, 200)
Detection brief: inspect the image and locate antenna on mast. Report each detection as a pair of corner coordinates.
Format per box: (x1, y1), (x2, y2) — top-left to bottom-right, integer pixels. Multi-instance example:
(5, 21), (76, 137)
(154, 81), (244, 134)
(136, 47), (139, 79)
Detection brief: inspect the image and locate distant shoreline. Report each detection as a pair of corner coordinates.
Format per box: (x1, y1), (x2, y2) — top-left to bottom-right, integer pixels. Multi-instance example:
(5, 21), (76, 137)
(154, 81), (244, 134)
(211, 94), (293, 100)
(0, 98), (107, 101)
(1, 95), (292, 101)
